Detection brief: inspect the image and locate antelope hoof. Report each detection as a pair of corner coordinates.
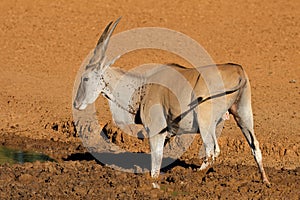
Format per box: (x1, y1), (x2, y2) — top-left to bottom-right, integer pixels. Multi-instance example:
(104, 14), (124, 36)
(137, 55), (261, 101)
(199, 160), (211, 171)
(263, 178), (271, 188)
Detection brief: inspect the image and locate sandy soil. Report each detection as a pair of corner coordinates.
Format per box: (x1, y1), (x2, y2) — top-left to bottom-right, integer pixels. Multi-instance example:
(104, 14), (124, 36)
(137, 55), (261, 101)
(0, 0), (299, 199)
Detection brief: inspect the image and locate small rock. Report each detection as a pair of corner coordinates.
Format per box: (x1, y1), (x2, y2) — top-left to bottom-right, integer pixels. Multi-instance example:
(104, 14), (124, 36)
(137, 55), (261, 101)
(18, 174), (33, 183)
(133, 165), (143, 174)
(23, 162), (34, 168)
(289, 80), (296, 83)
(73, 186), (87, 195)
(285, 149), (296, 156)
(279, 147), (286, 157)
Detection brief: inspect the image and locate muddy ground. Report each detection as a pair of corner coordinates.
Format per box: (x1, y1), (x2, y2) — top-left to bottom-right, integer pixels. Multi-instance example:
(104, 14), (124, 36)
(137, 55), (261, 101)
(0, 0), (299, 199)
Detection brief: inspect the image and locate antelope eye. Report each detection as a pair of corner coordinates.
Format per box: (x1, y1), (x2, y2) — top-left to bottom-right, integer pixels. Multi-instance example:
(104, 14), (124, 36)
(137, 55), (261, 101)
(83, 77), (89, 82)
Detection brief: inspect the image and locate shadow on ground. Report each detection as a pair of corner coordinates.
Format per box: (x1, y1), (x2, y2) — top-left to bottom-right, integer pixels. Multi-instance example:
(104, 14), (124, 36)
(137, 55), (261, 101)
(64, 151), (200, 173)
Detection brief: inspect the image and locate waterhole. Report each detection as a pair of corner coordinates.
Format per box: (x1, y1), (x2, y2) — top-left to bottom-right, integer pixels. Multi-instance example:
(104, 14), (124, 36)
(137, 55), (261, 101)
(0, 146), (55, 165)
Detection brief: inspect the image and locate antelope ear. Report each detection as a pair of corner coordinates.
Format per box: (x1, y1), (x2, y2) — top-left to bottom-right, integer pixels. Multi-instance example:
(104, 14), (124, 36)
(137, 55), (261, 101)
(87, 17), (122, 69)
(101, 55), (121, 72)
(106, 55), (121, 67)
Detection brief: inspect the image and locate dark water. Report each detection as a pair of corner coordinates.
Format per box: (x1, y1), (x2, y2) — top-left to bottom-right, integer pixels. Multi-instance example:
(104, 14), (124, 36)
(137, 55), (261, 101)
(0, 146), (55, 165)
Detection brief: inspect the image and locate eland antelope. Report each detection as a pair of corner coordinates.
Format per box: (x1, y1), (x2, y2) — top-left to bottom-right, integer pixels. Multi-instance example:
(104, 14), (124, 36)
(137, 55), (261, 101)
(73, 18), (270, 186)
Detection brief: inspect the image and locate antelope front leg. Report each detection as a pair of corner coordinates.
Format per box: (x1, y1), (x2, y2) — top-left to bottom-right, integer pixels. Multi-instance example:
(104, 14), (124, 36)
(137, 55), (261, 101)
(149, 132), (166, 188)
(150, 132), (166, 178)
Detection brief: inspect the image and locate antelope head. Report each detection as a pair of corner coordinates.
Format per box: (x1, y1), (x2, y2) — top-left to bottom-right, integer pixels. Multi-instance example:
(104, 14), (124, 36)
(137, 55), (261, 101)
(73, 17), (121, 110)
